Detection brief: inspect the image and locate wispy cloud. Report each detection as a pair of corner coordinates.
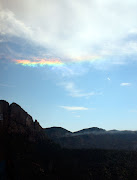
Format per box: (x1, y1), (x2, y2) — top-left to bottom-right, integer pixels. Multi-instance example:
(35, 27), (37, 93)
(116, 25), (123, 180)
(129, 109), (137, 113)
(75, 115), (80, 118)
(61, 82), (96, 98)
(60, 106), (88, 111)
(0, 83), (15, 87)
(0, 9), (32, 38)
(120, 83), (131, 86)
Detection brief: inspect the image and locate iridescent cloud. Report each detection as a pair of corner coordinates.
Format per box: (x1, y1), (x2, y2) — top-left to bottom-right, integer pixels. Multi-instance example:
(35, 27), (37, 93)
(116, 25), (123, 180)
(14, 55), (101, 67)
(14, 58), (64, 67)
(70, 55), (101, 62)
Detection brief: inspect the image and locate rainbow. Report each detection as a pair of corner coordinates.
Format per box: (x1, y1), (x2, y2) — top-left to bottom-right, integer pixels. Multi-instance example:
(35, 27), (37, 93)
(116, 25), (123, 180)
(14, 58), (64, 67)
(14, 55), (101, 67)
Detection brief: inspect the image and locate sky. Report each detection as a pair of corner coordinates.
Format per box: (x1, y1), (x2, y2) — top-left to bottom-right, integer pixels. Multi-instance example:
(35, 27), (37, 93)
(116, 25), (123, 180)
(1, 0), (137, 131)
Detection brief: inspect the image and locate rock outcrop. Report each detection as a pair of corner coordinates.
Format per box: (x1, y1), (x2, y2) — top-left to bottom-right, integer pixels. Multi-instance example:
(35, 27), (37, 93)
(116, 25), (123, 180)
(0, 100), (10, 128)
(0, 100), (44, 141)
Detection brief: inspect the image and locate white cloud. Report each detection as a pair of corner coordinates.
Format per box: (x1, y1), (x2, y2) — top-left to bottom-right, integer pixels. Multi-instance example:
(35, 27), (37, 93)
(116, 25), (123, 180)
(1, 0), (137, 67)
(52, 65), (87, 77)
(60, 106), (88, 111)
(107, 77), (111, 81)
(120, 83), (131, 86)
(0, 9), (33, 38)
(75, 115), (80, 118)
(61, 82), (96, 98)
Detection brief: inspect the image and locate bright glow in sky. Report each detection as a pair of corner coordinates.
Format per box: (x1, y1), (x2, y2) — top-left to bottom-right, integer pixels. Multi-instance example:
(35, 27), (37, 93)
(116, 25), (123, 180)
(1, 0), (137, 131)
(14, 59), (64, 67)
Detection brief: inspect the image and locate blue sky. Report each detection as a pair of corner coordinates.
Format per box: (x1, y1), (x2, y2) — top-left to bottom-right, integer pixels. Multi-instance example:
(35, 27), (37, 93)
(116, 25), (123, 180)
(1, 0), (137, 131)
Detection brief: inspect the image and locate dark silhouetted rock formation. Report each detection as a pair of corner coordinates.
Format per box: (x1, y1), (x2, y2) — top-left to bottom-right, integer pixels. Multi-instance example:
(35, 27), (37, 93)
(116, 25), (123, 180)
(0, 100), (9, 128)
(45, 127), (137, 150)
(1, 100), (137, 180)
(44, 127), (72, 139)
(74, 127), (106, 135)
(0, 100), (44, 141)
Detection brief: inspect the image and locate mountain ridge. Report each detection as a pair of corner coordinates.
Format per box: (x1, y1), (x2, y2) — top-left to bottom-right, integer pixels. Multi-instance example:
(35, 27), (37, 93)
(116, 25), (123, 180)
(1, 99), (137, 150)
(44, 126), (137, 150)
(1, 100), (137, 179)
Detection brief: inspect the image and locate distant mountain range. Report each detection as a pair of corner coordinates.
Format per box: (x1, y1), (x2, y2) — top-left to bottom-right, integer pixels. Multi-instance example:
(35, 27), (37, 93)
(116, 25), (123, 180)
(1, 99), (137, 150)
(44, 126), (137, 137)
(44, 127), (137, 150)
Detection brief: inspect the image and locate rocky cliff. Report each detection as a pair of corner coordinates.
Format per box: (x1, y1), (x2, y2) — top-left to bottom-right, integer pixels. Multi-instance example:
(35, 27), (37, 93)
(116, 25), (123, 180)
(0, 100), (44, 141)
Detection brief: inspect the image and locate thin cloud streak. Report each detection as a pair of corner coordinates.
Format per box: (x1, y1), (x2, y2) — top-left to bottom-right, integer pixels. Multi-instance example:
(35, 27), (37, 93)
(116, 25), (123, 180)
(120, 83), (131, 86)
(75, 115), (80, 118)
(129, 109), (137, 113)
(61, 82), (96, 98)
(60, 106), (88, 111)
(0, 83), (15, 87)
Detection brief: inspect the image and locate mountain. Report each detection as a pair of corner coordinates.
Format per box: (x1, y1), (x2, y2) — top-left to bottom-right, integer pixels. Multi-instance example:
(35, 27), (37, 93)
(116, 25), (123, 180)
(45, 127), (137, 150)
(44, 127), (72, 139)
(1, 99), (137, 151)
(1, 100), (137, 180)
(0, 100), (59, 180)
(0, 100), (45, 141)
(73, 127), (106, 135)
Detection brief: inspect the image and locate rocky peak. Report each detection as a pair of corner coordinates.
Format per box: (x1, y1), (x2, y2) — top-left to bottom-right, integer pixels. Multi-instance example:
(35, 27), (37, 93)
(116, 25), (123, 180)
(74, 127), (106, 135)
(10, 102), (28, 126)
(0, 100), (44, 141)
(0, 100), (9, 112)
(34, 120), (42, 131)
